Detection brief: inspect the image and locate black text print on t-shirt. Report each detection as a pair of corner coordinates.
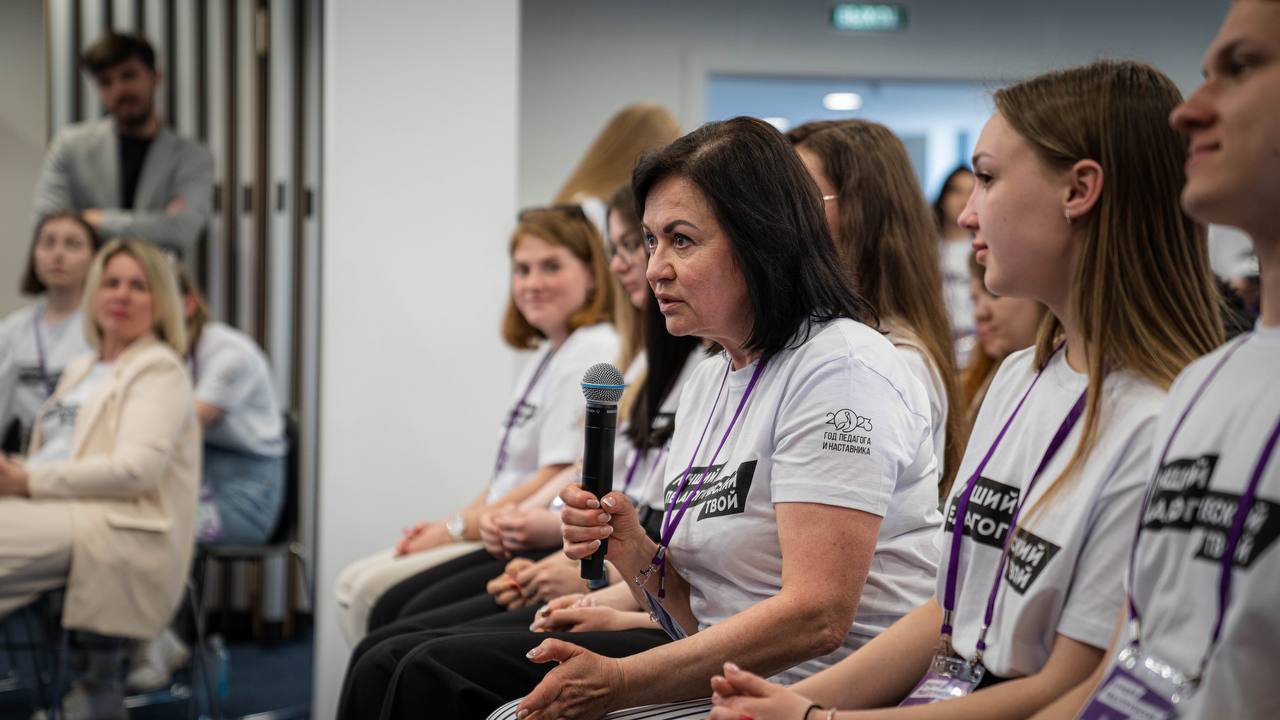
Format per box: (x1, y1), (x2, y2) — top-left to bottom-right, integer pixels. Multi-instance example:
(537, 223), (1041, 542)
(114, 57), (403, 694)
(823, 409), (873, 455)
(664, 461), (757, 521)
(1002, 528), (1061, 594)
(511, 401), (537, 428)
(945, 476), (1019, 549)
(1143, 454), (1280, 568)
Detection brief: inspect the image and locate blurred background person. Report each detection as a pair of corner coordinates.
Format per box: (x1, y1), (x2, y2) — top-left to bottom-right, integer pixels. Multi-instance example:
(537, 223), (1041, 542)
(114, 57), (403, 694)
(0, 211), (102, 455)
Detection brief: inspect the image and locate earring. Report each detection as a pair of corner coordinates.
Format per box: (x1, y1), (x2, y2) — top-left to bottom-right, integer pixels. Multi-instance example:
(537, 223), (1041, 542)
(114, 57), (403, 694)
(1065, 209), (1073, 225)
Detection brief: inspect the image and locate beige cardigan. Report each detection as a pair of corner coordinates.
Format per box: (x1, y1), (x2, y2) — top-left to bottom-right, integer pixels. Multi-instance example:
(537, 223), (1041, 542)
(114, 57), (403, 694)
(27, 335), (200, 639)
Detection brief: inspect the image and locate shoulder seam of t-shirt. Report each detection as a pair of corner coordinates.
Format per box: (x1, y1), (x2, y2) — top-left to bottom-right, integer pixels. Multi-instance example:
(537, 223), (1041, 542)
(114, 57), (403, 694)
(847, 355), (932, 428)
(0, 304), (40, 337)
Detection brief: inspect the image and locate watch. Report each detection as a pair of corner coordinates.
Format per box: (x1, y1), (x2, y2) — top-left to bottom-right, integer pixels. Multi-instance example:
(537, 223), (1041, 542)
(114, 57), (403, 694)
(445, 514), (466, 542)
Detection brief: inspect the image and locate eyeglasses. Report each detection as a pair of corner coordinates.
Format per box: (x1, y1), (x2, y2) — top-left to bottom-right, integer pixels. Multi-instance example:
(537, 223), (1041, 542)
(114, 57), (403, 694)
(605, 230), (647, 265)
(516, 203), (589, 223)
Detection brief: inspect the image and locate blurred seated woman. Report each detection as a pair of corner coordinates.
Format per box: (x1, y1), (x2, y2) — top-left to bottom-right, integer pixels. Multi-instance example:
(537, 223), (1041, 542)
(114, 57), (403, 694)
(0, 211), (102, 454)
(334, 203), (618, 645)
(123, 268), (289, 693)
(0, 238), (199, 717)
(959, 252), (1047, 425)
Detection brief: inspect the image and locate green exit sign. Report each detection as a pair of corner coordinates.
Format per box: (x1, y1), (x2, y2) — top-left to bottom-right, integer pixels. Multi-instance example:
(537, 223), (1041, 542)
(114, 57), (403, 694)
(831, 4), (909, 32)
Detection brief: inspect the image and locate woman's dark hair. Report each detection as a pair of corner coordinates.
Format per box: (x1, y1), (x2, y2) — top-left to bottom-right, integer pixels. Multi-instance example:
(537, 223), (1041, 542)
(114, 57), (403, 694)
(22, 211), (104, 295)
(626, 286), (702, 450)
(632, 117), (877, 356)
(931, 165), (973, 235)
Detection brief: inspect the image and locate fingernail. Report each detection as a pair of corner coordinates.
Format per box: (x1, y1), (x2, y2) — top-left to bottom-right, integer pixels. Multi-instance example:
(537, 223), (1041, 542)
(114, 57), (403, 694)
(517, 711), (530, 720)
(591, 539), (602, 548)
(529, 621), (540, 631)
(726, 662), (741, 673)
(602, 496), (616, 509)
(586, 497), (600, 509)
(526, 647), (542, 659)
(597, 512), (610, 523)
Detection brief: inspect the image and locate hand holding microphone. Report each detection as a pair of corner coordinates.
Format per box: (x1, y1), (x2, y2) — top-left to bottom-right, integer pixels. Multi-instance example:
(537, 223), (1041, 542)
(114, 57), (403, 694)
(574, 363), (625, 584)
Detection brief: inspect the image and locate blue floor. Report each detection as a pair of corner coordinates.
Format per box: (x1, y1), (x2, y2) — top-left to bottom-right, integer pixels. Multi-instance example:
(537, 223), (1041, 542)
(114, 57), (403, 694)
(0, 624), (313, 720)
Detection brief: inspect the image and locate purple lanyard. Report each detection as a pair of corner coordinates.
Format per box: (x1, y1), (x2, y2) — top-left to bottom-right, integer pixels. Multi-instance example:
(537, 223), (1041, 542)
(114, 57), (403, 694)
(622, 448), (646, 493)
(646, 357), (768, 598)
(493, 348), (557, 476)
(1125, 334), (1280, 680)
(941, 347), (1085, 654)
(31, 310), (57, 396)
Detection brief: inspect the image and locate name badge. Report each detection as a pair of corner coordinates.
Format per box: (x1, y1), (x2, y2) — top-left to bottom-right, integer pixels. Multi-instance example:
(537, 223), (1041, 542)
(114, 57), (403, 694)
(1078, 646), (1190, 720)
(642, 587), (688, 641)
(899, 654), (985, 706)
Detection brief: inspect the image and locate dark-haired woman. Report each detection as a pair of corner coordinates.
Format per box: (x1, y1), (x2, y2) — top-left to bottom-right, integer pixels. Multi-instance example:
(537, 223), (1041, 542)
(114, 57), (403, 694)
(491, 116), (942, 720)
(335, 187), (706, 720)
(0, 212), (101, 453)
(705, 59), (1223, 720)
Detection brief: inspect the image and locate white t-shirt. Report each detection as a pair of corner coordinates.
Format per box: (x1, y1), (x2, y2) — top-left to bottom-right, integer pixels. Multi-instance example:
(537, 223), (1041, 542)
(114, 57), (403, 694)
(1125, 325), (1280, 720)
(0, 303), (91, 449)
(489, 322), (619, 503)
(940, 238), (974, 340)
(665, 319), (942, 684)
(937, 346), (1165, 678)
(27, 360), (112, 468)
(622, 347), (705, 510)
(191, 322), (284, 457)
(886, 327), (948, 484)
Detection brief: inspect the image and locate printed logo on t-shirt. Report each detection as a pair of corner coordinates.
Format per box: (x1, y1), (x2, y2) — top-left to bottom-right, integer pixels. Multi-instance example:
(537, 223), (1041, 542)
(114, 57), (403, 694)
(1003, 527), (1062, 594)
(822, 409), (873, 455)
(1143, 454), (1280, 569)
(663, 460), (756, 521)
(17, 365), (60, 388)
(945, 476), (1019, 549)
(510, 401), (537, 428)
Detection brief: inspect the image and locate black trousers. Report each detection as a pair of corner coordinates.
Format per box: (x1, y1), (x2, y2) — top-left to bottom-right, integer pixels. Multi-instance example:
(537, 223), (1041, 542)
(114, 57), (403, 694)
(337, 616), (669, 720)
(367, 546), (553, 633)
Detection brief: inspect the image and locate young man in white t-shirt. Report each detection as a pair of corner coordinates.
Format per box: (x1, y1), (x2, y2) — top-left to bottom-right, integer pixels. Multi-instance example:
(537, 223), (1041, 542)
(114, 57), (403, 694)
(1040, 4), (1280, 718)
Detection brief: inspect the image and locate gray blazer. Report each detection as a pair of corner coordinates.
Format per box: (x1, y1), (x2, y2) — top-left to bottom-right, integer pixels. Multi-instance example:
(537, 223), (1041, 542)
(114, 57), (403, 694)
(32, 117), (214, 259)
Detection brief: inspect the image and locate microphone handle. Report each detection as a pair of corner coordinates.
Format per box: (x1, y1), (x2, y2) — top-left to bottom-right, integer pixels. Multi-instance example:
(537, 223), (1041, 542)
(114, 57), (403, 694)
(580, 402), (617, 582)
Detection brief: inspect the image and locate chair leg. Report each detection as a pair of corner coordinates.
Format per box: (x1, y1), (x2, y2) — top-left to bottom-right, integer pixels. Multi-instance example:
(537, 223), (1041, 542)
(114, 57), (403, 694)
(187, 579), (221, 720)
(48, 628), (69, 720)
(251, 558), (265, 642)
(283, 553), (296, 641)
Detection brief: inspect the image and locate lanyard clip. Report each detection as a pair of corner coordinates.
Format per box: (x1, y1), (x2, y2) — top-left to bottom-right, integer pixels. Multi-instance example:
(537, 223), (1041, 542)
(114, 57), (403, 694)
(634, 547), (667, 588)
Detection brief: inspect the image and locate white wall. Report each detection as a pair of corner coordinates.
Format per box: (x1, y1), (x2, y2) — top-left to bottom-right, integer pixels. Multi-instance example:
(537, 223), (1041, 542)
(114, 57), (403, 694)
(519, 0), (1230, 206)
(315, 2), (519, 717)
(0, 0), (46, 316)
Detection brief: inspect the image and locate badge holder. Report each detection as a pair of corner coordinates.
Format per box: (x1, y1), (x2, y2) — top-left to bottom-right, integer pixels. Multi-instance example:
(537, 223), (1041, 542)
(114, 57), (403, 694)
(900, 634), (984, 706)
(635, 552), (688, 641)
(1078, 643), (1190, 720)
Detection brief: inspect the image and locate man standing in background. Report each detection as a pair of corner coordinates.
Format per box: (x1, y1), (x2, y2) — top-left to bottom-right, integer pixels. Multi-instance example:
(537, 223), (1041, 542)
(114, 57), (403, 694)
(32, 31), (212, 260)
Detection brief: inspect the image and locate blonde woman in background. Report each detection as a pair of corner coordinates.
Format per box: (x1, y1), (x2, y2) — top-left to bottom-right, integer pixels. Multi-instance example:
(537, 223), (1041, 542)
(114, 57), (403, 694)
(0, 238), (199, 719)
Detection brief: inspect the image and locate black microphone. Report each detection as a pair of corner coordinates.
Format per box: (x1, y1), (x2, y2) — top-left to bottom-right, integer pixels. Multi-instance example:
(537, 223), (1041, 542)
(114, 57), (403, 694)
(580, 363), (625, 585)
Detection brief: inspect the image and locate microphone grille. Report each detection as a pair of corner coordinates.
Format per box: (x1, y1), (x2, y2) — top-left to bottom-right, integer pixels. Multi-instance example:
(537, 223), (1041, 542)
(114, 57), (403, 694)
(581, 363), (625, 404)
